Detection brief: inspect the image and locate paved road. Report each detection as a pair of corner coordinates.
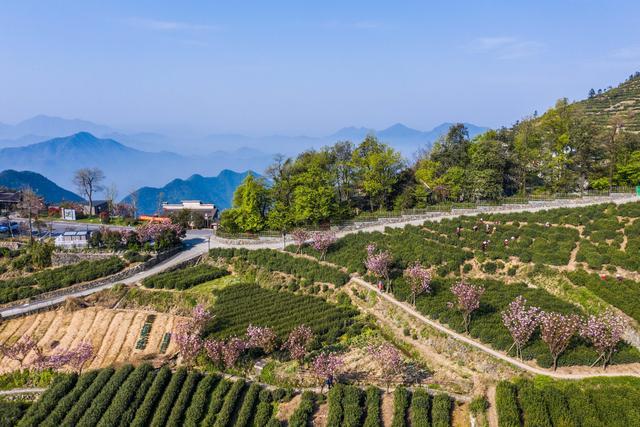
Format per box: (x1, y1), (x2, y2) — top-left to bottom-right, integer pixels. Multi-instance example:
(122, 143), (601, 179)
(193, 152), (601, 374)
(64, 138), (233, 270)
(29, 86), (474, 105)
(0, 388), (46, 395)
(2, 194), (637, 320)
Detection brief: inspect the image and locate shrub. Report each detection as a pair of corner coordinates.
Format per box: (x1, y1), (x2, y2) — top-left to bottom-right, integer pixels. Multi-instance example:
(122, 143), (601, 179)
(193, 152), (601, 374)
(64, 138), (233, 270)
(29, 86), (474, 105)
(96, 364), (152, 427)
(117, 369), (157, 427)
(516, 380), (551, 427)
(130, 366), (172, 427)
(327, 384), (345, 426)
(142, 264), (229, 290)
(201, 378), (232, 426)
(183, 375), (218, 427)
(469, 395), (489, 416)
(289, 391), (316, 427)
(76, 364), (134, 427)
(17, 373), (77, 427)
(149, 367), (187, 427)
(363, 386), (382, 427)
(213, 379), (245, 427)
(496, 381), (520, 427)
(234, 383), (260, 427)
(165, 371), (202, 427)
(431, 394), (451, 427)
(391, 387), (410, 427)
(342, 386), (364, 427)
(410, 388), (431, 427)
(40, 371), (99, 427)
(60, 368), (115, 427)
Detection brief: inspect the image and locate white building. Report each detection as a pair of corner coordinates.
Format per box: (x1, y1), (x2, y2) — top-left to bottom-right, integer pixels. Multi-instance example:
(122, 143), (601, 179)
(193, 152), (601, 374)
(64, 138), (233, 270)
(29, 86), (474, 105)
(54, 231), (91, 249)
(161, 200), (217, 219)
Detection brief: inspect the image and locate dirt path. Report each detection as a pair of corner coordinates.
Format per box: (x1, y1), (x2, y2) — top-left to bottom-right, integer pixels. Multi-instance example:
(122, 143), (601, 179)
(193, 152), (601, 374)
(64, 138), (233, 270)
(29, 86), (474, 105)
(486, 385), (498, 427)
(351, 277), (640, 379)
(381, 392), (394, 427)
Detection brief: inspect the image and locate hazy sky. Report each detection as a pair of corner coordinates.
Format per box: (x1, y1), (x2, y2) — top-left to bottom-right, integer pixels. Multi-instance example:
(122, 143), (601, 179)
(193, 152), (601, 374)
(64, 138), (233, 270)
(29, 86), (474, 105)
(1, 1), (639, 135)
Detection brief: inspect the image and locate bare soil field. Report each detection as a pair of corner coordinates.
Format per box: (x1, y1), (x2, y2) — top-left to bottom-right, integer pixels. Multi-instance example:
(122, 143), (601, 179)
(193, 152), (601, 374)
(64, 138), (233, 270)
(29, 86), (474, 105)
(0, 306), (186, 372)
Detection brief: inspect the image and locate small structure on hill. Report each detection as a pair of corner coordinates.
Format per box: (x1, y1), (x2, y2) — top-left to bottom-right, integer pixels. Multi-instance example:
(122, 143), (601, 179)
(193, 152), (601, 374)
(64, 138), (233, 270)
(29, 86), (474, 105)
(162, 200), (217, 219)
(55, 230), (92, 249)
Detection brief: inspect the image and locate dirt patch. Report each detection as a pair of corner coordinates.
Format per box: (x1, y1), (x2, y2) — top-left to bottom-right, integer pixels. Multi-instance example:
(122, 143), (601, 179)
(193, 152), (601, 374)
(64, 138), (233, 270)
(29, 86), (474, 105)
(312, 402), (328, 427)
(0, 306), (186, 373)
(381, 392), (394, 427)
(452, 402), (469, 427)
(486, 385), (498, 427)
(276, 393), (301, 422)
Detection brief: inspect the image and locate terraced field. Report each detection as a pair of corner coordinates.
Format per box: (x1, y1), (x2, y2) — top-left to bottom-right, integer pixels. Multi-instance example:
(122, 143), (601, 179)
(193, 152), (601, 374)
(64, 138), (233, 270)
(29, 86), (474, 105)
(0, 307), (183, 372)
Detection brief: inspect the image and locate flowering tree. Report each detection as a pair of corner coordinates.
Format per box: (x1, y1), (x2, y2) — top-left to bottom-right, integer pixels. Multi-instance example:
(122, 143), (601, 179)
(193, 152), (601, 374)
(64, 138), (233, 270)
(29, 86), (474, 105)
(312, 352), (343, 391)
(175, 321), (203, 366)
(0, 336), (36, 368)
(448, 281), (485, 333)
(291, 229), (311, 254)
(246, 325), (277, 353)
(136, 222), (184, 250)
(580, 310), (626, 369)
(222, 337), (247, 369)
(403, 262), (431, 305)
(282, 324), (314, 362)
(311, 231), (337, 260)
(203, 338), (225, 367)
(364, 243), (393, 292)
(539, 311), (581, 370)
(191, 304), (213, 332)
(368, 343), (404, 391)
(501, 296), (541, 360)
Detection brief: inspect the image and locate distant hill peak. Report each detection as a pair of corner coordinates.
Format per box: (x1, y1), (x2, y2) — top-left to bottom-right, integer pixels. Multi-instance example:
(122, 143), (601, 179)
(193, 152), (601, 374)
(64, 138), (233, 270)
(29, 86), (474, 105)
(0, 169), (83, 203)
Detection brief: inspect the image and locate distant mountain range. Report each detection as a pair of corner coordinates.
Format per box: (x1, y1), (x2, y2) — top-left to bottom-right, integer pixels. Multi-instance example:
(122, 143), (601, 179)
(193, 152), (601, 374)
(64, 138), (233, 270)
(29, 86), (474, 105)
(0, 115), (488, 156)
(0, 169), (83, 204)
(0, 132), (273, 195)
(123, 170), (255, 215)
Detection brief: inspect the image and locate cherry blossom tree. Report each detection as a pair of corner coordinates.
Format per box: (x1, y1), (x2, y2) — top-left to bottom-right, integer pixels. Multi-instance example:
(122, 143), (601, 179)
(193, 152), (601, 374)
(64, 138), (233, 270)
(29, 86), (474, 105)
(403, 262), (431, 305)
(65, 342), (95, 373)
(0, 336), (36, 368)
(539, 311), (581, 370)
(501, 296), (541, 360)
(448, 281), (485, 333)
(580, 310), (626, 369)
(175, 321), (203, 366)
(191, 304), (213, 332)
(368, 343), (404, 391)
(291, 229), (310, 254)
(246, 324), (277, 353)
(311, 231), (337, 260)
(282, 324), (314, 362)
(203, 338), (225, 367)
(222, 337), (247, 369)
(312, 352), (343, 391)
(364, 243), (393, 292)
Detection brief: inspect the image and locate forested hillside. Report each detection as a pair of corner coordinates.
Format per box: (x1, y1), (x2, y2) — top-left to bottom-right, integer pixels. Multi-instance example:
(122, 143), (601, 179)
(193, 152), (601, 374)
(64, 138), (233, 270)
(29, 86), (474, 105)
(221, 74), (640, 233)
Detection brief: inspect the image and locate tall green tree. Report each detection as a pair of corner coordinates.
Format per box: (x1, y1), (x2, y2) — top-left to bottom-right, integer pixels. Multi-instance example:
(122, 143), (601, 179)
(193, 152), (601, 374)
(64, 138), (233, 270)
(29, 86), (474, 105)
(223, 173), (270, 232)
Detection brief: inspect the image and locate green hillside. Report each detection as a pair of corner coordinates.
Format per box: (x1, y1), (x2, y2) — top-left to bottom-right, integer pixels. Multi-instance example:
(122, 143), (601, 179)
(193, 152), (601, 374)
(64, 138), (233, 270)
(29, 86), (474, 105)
(575, 73), (640, 132)
(0, 169), (83, 203)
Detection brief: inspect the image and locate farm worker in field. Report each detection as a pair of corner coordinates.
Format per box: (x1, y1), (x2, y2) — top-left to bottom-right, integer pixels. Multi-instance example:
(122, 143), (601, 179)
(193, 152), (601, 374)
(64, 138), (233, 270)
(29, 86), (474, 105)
(327, 374), (334, 389)
(485, 223), (491, 233)
(511, 236), (516, 241)
(378, 281), (383, 291)
(455, 226), (461, 237)
(600, 274), (607, 280)
(504, 239), (509, 247)
(545, 222), (551, 228)
(616, 274), (623, 282)
(473, 225), (478, 232)
(481, 240), (488, 252)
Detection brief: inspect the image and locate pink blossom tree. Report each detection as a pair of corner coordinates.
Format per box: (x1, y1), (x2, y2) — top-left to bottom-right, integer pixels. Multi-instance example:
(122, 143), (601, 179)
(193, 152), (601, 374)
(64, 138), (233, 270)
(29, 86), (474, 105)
(0, 336), (36, 368)
(403, 262), (431, 305)
(580, 310), (626, 369)
(291, 229), (310, 254)
(364, 243), (393, 292)
(501, 296), (541, 360)
(368, 343), (404, 391)
(539, 311), (581, 370)
(246, 324), (277, 354)
(311, 231), (337, 260)
(191, 304), (213, 332)
(66, 342), (94, 373)
(175, 321), (203, 366)
(448, 281), (485, 333)
(222, 337), (247, 369)
(282, 324), (314, 362)
(312, 352), (343, 391)
(203, 338), (225, 367)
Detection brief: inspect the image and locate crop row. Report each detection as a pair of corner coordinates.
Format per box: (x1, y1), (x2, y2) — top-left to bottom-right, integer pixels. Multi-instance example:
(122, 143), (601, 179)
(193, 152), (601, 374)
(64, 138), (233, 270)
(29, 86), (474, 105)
(211, 282), (359, 346)
(210, 247), (350, 286)
(17, 366), (289, 427)
(496, 377), (640, 427)
(0, 256), (126, 304)
(142, 264), (229, 290)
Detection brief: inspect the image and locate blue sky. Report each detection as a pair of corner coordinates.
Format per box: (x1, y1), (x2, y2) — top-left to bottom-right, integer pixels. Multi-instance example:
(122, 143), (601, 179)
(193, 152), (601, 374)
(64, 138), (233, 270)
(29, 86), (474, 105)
(1, 1), (639, 136)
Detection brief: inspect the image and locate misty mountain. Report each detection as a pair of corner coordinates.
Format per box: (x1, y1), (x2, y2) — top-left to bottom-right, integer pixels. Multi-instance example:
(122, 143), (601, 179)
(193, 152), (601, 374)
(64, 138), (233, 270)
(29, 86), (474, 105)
(123, 170), (254, 215)
(0, 114), (114, 141)
(0, 132), (274, 196)
(0, 169), (83, 203)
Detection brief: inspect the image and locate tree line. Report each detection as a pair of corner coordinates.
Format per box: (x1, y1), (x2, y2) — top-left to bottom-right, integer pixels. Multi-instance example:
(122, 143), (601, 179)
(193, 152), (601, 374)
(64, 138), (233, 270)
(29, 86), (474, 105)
(221, 98), (640, 233)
